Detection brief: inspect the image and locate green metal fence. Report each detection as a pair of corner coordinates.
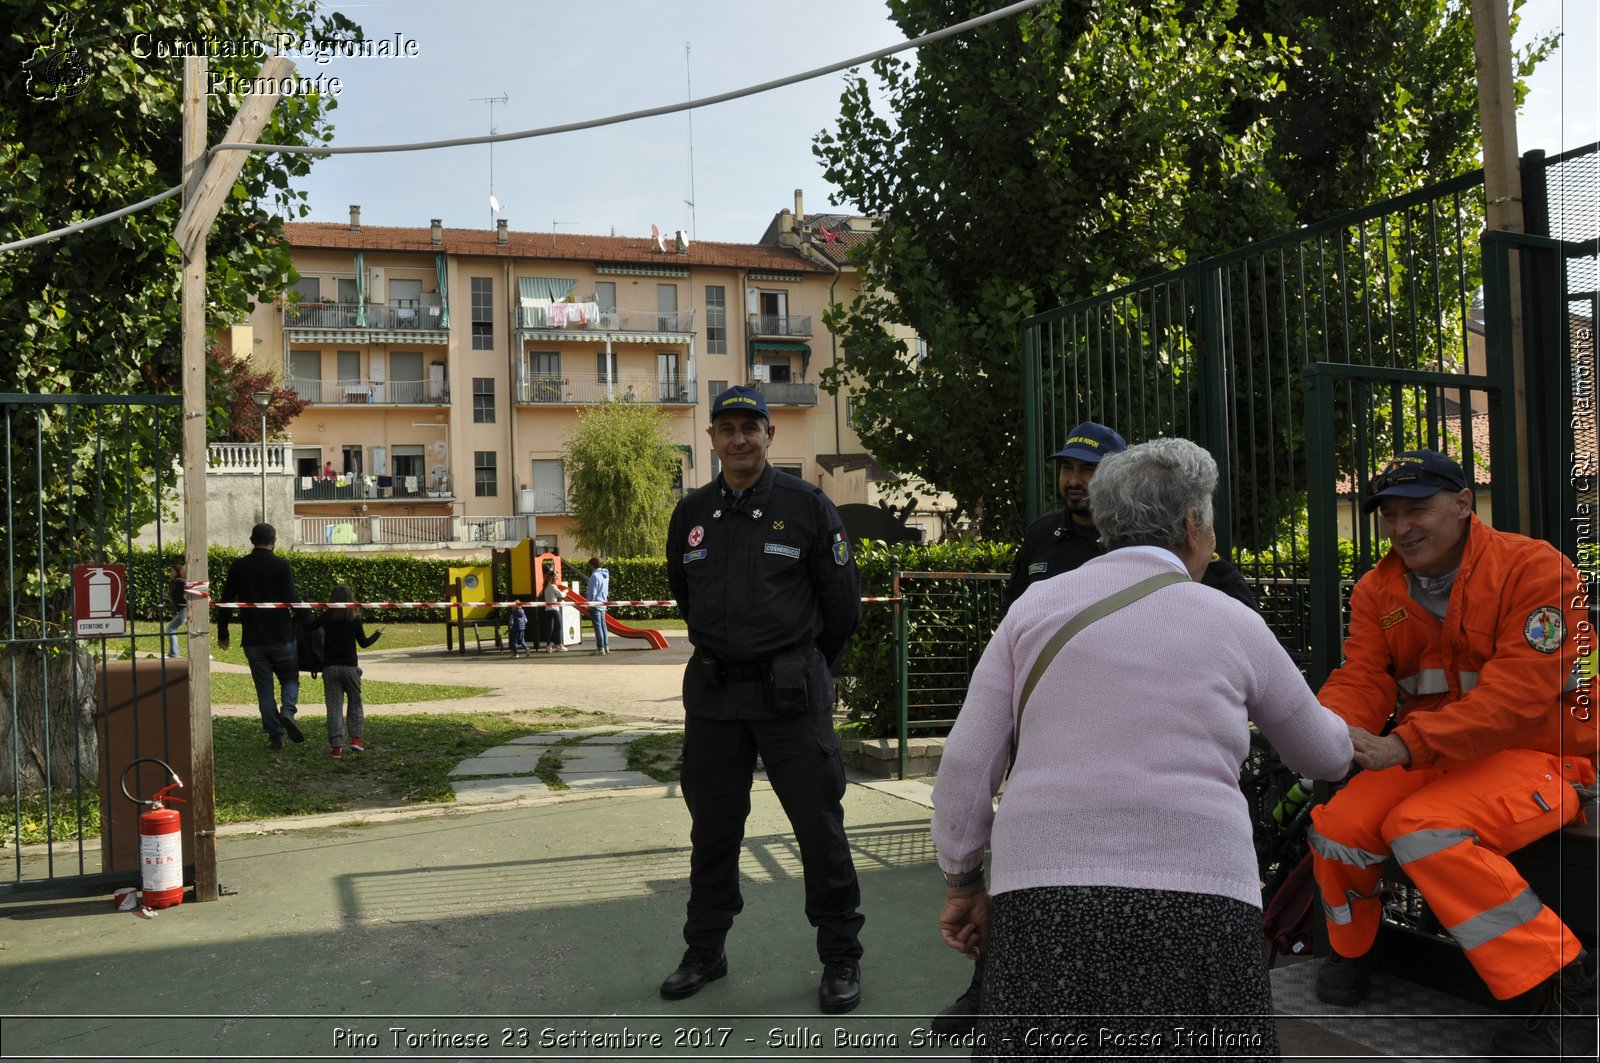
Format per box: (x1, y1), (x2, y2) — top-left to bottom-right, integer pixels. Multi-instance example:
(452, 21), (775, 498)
(2, 394), (186, 896)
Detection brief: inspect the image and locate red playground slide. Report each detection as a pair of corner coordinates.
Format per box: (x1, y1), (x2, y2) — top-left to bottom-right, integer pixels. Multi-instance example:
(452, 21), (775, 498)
(560, 586), (669, 649)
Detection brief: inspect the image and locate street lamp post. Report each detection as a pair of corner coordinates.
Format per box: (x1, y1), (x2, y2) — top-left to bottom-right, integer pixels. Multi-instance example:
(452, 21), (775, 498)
(252, 390), (271, 524)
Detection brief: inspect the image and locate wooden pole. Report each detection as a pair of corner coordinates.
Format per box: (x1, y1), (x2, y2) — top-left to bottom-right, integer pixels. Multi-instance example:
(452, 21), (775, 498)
(179, 56), (219, 901)
(1471, 0), (1531, 530)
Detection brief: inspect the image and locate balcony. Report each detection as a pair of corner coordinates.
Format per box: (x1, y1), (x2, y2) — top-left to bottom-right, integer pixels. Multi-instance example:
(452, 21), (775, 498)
(747, 380), (818, 407)
(748, 313), (812, 339)
(283, 301), (446, 331)
(295, 515), (530, 548)
(515, 374), (697, 406)
(294, 471), (453, 502)
(518, 305), (696, 336)
(286, 376), (450, 405)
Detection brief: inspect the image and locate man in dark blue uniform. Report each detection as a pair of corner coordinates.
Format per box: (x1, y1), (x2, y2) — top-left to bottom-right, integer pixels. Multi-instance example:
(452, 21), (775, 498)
(660, 386), (865, 1014)
(932, 421), (1260, 1033)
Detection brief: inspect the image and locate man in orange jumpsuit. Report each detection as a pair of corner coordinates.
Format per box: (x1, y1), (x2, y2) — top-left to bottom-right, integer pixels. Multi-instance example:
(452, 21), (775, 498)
(1310, 449), (1596, 1056)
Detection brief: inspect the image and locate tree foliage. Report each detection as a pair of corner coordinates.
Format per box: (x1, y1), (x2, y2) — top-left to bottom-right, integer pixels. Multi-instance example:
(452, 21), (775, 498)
(815, 0), (1551, 539)
(562, 402), (682, 559)
(207, 346), (310, 442)
(1, 0), (352, 627)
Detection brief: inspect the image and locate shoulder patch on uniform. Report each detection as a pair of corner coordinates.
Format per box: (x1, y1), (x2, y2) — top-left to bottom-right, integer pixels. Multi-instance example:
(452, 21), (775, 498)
(1525, 605), (1565, 653)
(682, 548), (707, 564)
(1028, 562), (1049, 576)
(764, 543), (802, 559)
(831, 531), (851, 566)
(1380, 607), (1408, 629)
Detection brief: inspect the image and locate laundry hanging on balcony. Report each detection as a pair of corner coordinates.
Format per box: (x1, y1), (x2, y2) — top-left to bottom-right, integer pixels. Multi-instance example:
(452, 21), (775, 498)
(517, 276), (576, 328)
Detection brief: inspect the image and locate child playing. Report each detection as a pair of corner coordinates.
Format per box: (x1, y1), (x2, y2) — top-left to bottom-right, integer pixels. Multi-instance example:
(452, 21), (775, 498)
(508, 602), (528, 657)
(307, 584), (382, 758)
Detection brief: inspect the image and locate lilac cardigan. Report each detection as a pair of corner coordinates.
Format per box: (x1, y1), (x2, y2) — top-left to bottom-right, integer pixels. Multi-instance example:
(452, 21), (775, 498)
(931, 549), (1352, 909)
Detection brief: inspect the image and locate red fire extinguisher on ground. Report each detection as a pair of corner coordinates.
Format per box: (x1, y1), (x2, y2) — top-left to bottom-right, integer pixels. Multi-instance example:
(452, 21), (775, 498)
(121, 757), (186, 909)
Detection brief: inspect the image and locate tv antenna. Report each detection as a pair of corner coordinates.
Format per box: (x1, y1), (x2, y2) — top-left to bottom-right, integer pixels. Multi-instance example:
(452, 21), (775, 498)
(470, 92), (509, 228)
(683, 42), (697, 240)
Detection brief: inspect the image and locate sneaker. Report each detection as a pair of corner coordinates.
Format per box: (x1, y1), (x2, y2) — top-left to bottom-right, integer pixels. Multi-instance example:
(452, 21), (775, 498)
(1315, 950), (1376, 1006)
(349, 738), (366, 753)
(330, 745), (343, 759)
(1491, 951), (1598, 1060)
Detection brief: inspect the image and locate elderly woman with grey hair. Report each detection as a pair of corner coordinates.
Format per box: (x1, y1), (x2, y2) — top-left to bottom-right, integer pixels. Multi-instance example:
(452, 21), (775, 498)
(931, 438), (1352, 1060)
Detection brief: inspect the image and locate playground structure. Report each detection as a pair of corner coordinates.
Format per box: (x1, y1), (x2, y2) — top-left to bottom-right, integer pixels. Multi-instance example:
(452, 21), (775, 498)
(444, 541), (668, 655)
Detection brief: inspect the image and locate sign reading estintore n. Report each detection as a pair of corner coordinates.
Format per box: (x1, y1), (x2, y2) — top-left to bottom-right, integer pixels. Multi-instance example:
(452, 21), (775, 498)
(73, 563), (128, 637)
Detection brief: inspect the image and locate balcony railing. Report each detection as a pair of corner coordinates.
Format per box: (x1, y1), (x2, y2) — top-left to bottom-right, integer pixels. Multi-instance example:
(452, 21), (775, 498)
(747, 380), (818, 406)
(515, 374), (697, 406)
(518, 306), (695, 334)
(294, 472), (452, 501)
(296, 515), (531, 548)
(283, 301), (446, 331)
(747, 313), (813, 338)
(208, 440), (291, 473)
(286, 376), (449, 405)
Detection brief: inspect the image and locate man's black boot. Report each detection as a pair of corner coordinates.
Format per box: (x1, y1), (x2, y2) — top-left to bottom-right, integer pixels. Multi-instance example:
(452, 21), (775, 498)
(1491, 951), (1598, 1060)
(819, 961), (861, 1014)
(930, 957), (984, 1035)
(659, 946), (727, 1001)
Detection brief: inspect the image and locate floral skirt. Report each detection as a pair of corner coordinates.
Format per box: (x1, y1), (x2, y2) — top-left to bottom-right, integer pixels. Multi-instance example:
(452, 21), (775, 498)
(973, 884), (1278, 1062)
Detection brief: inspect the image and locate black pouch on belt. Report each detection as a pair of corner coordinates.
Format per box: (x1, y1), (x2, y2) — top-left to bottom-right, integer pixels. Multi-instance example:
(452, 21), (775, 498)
(698, 651), (725, 690)
(769, 648), (811, 716)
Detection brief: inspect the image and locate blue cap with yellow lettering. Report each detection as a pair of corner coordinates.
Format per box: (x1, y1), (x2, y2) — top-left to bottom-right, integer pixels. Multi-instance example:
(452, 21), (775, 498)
(1050, 422), (1126, 463)
(710, 385), (769, 421)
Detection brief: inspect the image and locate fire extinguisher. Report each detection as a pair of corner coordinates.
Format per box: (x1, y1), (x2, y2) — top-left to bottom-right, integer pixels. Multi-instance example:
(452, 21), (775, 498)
(121, 757), (186, 909)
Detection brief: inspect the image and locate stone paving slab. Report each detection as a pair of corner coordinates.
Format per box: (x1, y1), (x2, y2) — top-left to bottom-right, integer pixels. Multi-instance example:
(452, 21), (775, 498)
(478, 744), (551, 757)
(559, 771), (664, 791)
(576, 733), (642, 745)
(450, 754), (546, 777)
(449, 776), (555, 803)
(554, 751), (630, 772)
(505, 734), (569, 746)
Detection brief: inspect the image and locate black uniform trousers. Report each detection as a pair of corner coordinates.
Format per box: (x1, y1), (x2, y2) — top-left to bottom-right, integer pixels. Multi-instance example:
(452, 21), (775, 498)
(679, 677), (864, 963)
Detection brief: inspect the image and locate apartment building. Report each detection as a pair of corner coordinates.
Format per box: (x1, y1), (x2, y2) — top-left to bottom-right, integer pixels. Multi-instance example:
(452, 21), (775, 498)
(242, 196), (938, 554)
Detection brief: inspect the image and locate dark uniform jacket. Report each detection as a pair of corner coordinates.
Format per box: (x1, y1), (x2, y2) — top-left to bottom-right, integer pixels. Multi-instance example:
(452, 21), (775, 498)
(667, 465), (860, 720)
(1004, 507), (1258, 613)
(217, 547), (301, 648)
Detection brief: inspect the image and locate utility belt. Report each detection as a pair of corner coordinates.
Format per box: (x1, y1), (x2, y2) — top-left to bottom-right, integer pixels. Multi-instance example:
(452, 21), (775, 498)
(696, 644), (817, 715)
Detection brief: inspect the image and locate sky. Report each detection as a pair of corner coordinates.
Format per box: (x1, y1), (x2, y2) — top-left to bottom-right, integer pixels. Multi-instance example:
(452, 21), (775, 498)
(289, 0), (1598, 245)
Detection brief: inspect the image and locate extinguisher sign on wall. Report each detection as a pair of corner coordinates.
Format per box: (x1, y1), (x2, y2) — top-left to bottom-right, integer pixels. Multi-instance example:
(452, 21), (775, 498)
(73, 563), (128, 637)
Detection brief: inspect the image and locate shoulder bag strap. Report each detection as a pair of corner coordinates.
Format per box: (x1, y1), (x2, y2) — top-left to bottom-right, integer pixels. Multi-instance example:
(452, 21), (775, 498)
(1013, 570), (1189, 749)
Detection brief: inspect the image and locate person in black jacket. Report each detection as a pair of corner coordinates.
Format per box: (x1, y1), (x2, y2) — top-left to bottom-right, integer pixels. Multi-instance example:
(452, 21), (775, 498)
(305, 584), (382, 759)
(659, 386), (865, 1015)
(163, 562), (187, 659)
(217, 523), (306, 750)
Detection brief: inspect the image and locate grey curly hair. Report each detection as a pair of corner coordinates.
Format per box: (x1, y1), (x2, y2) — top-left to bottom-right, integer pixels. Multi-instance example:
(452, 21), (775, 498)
(1087, 438), (1217, 552)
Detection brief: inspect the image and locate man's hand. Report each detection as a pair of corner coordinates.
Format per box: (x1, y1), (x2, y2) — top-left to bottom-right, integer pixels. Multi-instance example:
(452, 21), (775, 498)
(1350, 726), (1411, 770)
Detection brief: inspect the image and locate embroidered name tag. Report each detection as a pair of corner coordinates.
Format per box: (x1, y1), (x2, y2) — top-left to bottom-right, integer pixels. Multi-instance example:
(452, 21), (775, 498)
(682, 548), (707, 564)
(1028, 562), (1049, 576)
(1380, 607), (1408, 629)
(764, 543), (802, 559)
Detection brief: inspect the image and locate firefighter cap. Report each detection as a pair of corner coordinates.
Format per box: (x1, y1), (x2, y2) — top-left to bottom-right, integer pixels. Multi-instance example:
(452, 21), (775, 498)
(1362, 449), (1468, 513)
(1050, 422), (1127, 463)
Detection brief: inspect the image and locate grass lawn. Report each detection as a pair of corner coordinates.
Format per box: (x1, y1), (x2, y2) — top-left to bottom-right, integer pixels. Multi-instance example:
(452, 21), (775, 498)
(109, 621), (488, 666)
(208, 672), (490, 706)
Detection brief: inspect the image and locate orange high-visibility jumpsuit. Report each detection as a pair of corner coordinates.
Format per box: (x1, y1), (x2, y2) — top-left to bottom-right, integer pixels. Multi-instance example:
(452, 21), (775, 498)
(1311, 514), (1597, 999)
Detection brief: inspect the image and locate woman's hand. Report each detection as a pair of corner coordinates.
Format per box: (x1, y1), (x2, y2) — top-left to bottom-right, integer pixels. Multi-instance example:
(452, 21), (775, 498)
(938, 888), (991, 959)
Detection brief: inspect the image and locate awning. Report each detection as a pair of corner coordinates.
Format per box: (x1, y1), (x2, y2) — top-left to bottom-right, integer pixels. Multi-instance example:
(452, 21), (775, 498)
(518, 277), (576, 307)
(748, 340), (811, 374)
(287, 328), (448, 346)
(519, 331), (689, 345)
(674, 442), (695, 469)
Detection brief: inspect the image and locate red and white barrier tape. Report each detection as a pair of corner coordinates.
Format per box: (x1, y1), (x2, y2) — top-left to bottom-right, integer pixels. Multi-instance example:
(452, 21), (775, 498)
(207, 596), (902, 609)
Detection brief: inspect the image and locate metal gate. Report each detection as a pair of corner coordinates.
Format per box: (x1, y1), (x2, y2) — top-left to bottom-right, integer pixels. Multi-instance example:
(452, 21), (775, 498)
(2, 394), (186, 895)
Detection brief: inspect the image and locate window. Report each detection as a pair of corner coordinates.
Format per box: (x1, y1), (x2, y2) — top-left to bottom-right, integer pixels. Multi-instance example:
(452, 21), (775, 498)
(289, 350), (322, 403)
(595, 282), (616, 313)
(471, 277), (493, 350)
(291, 277), (320, 302)
(525, 351), (561, 402)
(757, 290), (789, 334)
(775, 463), (803, 479)
(474, 450), (497, 497)
(532, 459), (565, 513)
(914, 337), (931, 362)
(392, 445), (425, 494)
(657, 284), (679, 331)
(596, 351), (617, 385)
(336, 277), (358, 305)
(708, 379), (727, 401)
(390, 351), (424, 403)
(763, 356), (791, 384)
(657, 353), (681, 401)
(472, 377), (495, 423)
(705, 286), (726, 354)
(336, 351), (362, 402)
(389, 278), (422, 326)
